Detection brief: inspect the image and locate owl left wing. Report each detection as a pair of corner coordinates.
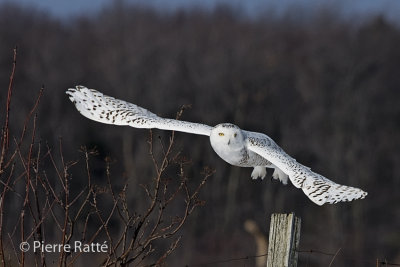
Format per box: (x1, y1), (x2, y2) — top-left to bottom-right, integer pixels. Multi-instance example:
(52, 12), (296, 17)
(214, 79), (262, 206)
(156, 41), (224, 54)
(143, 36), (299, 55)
(66, 86), (212, 136)
(245, 131), (367, 205)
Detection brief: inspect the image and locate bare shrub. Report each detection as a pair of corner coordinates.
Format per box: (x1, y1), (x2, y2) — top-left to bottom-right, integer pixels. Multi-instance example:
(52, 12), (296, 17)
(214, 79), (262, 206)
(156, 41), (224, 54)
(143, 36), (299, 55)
(0, 48), (212, 266)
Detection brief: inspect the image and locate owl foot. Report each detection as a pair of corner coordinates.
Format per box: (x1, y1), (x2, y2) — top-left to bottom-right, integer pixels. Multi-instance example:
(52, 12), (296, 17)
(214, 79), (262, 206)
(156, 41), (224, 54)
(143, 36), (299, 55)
(251, 166), (267, 180)
(272, 168), (289, 185)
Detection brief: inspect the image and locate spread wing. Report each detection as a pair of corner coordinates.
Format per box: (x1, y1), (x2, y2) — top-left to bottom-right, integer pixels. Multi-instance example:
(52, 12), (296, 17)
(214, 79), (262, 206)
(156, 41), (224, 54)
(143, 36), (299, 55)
(245, 131), (368, 205)
(66, 85), (212, 136)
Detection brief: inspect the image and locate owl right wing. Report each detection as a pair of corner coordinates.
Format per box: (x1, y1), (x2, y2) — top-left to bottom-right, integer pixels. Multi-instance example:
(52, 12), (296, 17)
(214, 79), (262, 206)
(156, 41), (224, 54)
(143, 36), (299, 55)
(66, 86), (212, 136)
(245, 131), (368, 205)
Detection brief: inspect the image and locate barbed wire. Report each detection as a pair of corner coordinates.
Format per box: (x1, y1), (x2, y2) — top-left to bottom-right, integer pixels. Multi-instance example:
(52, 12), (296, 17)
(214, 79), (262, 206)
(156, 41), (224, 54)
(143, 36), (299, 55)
(298, 249), (400, 266)
(185, 253), (268, 266)
(184, 248), (400, 266)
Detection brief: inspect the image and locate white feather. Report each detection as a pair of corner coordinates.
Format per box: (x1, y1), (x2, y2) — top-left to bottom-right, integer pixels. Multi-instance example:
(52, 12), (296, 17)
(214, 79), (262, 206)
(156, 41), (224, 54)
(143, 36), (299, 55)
(67, 85), (368, 205)
(245, 132), (368, 205)
(66, 86), (212, 136)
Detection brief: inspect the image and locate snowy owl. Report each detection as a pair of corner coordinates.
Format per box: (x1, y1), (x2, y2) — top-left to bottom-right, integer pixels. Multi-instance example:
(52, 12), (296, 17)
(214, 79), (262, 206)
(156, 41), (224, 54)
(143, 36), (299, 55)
(66, 85), (367, 206)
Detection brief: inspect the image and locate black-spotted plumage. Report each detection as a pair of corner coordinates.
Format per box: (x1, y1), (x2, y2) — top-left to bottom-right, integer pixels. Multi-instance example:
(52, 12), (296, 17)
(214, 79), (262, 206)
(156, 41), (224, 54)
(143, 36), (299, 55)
(244, 132), (367, 205)
(66, 86), (367, 205)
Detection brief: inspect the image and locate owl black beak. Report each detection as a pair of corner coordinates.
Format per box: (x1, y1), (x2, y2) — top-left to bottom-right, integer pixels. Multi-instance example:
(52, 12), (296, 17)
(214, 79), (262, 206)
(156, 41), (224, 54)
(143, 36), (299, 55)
(228, 139), (231, 145)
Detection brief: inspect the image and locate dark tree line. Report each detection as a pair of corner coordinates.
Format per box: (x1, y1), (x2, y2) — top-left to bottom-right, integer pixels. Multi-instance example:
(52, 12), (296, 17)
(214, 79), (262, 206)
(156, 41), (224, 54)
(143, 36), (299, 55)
(0, 2), (399, 266)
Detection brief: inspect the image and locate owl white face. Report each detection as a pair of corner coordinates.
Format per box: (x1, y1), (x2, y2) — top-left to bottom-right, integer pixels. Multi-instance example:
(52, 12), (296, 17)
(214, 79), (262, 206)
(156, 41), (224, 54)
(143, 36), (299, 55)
(210, 123), (244, 149)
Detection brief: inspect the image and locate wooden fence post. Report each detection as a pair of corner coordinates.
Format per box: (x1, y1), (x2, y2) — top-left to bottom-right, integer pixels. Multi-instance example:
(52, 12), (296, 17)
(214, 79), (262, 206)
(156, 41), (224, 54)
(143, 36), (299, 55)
(266, 213), (301, 267)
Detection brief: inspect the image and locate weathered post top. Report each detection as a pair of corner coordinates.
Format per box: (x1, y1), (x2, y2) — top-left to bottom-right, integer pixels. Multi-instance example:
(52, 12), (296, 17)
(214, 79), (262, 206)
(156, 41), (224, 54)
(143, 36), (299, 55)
(266, 213), (301, 267)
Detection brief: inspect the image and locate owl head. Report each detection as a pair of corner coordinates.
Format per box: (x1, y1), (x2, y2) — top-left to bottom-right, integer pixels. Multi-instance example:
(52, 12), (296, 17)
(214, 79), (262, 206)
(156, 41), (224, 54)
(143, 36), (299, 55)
(210, 123), (244, 148)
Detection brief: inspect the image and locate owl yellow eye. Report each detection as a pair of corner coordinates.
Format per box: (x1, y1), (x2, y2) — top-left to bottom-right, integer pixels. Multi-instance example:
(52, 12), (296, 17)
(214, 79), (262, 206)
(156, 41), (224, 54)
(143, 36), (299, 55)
(218, 133), (224, 136)
(234, 133), (237, 137)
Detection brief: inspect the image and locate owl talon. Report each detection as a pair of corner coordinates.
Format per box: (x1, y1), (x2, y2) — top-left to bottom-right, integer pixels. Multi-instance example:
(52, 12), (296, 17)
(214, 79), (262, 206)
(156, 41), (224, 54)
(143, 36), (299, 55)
(251, 166), (267, 180)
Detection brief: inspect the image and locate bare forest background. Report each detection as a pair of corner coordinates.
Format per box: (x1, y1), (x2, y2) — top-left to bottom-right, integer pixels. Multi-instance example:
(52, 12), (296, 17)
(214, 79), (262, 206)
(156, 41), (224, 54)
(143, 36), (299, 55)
(0, 2), (400, 266)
